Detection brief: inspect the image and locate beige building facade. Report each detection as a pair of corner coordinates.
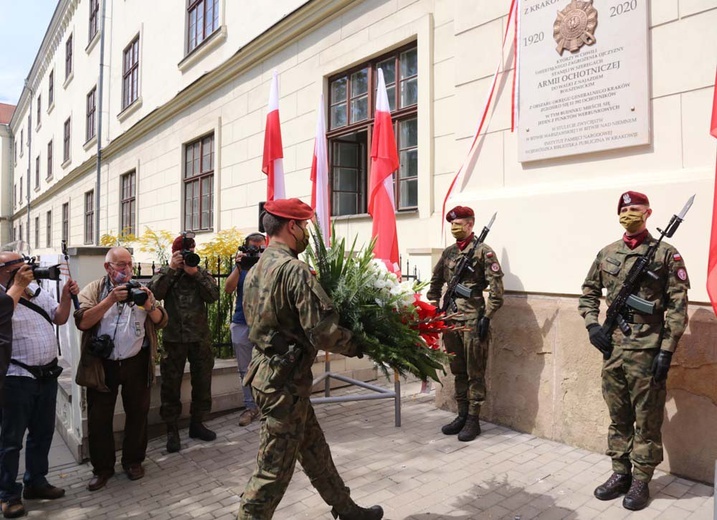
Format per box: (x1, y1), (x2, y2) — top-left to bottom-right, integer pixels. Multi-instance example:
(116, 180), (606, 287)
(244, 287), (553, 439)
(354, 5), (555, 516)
(4, 0), (717, 483)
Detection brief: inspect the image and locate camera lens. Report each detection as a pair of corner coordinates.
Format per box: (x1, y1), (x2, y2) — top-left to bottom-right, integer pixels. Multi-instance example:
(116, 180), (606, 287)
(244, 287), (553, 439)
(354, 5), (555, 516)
(183, 251), (201, 268)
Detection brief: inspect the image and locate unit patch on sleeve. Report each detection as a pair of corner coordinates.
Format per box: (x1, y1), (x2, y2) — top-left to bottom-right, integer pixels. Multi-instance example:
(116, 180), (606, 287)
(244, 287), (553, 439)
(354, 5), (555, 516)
(676, 268), (688, 281)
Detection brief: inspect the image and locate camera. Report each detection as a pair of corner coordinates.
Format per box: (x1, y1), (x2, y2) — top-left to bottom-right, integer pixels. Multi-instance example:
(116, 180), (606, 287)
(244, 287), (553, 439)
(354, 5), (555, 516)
(238, 234), (265, 270)
(88, 334), (114, 359)
(121, 280), (149, 306)
(181, 231), (200, 268)
(24, 257), (62, 281)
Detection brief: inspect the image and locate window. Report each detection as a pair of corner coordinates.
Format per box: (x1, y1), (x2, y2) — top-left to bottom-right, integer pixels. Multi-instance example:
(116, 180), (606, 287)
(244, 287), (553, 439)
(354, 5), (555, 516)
(19, 178), (22, 201)
(19, 224), (23, 242)
(327, 45), (418, 215)
(122, 36), (140, 109)
(47, 141), (53, 179)
(46, 211), (52, 247)
(48, 70), (54, 106)
(20, 130), (23, 155)
(14, 140), (17, 164)
(36, 95), (41, 126)
(86, 87), (96, 142)
(187, 0), (219, 53)
(13, 184), (16, 208)
(62, 202), (69, 243)
(65, 34), (73, 79)
(89, 0), (100, 42)
(63, 118), (71, 162)
(35, 155), (40, 190)
(12, 228), (16, 242)
(184, 134), (214, 231)
(84, 191), (94, 244)
(35, 217), (40, 249)
(120, 171), (136, 236)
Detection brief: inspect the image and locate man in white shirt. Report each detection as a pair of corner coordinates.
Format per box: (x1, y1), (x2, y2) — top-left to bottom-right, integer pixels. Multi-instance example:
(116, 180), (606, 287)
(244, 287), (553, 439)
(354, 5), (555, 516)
(0, 252), (78, 519)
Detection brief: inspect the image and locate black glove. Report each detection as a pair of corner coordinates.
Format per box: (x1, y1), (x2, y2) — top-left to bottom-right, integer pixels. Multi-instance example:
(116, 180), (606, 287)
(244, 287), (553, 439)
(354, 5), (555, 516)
(587, 324), (612, 359)
(477, 317), (490, 342)
(651, 350), (672, 383)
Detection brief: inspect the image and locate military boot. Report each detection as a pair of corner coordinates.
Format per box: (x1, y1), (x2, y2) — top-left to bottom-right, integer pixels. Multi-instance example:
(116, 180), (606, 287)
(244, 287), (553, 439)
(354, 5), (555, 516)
(441, 403), (468, 435)
(166, 424), (181, 453)
(457, 414), (481, 442)
(189, 421), (217, 442)
(594, 472), (631, 500)
(622, 479), (650, 511)
(330, 504), (384, 520)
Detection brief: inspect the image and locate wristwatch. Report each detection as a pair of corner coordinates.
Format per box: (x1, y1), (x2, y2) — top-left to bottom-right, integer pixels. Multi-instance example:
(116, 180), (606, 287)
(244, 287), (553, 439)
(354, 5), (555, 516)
(148, 301), (157, 312)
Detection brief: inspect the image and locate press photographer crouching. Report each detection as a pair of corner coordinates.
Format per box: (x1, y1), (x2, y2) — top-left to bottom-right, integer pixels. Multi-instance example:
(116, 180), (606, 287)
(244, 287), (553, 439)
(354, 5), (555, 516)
(0, 252), (79, 519)
(75, 247), (167, 493)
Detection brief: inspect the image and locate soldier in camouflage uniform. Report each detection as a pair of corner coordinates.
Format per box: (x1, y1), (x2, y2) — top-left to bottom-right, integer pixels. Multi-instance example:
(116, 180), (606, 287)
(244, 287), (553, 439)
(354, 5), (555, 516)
(148, 234), (220, 453)
(427, 206), (504, 442)
(579, 191), (689, 511)
(238, 198), (383, 520)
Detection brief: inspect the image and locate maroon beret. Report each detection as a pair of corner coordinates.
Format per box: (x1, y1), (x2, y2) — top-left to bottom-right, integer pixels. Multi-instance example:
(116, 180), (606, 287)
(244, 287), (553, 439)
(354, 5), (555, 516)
(264, 198), (314, 220)
(445, 205), (475, 222)
(172, 235), (196, 253)
(617, 191), (650, 214)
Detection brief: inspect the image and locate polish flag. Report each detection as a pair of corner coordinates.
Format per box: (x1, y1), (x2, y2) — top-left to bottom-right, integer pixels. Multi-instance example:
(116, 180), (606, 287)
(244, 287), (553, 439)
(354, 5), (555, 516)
(262, 70), (285, 201)
(368, 68), (400, 274)
(311, 95), (331, 239)
(707, 68), (717, 315)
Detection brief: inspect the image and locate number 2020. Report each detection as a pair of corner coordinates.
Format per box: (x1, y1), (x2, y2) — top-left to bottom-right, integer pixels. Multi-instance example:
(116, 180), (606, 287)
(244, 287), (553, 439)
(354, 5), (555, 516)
(611, 0), (637, 17)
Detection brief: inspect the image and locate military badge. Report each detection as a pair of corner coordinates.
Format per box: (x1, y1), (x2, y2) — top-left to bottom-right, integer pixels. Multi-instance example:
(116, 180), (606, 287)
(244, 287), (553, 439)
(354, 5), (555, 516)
(554, 0), (598, 56)
(623, 193), (632, 205)
(676, 268), (688, 281)
(490, 262), (501, 272)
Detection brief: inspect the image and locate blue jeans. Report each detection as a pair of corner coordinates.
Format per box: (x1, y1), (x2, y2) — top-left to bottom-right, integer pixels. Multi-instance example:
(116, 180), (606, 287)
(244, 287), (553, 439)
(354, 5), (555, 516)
(230, 322), (256, 410)
(0, 376), (57, 500)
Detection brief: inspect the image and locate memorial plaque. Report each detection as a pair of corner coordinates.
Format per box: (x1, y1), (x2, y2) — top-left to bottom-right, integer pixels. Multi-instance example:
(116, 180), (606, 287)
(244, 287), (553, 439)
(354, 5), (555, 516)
(518, 0), (650, 162)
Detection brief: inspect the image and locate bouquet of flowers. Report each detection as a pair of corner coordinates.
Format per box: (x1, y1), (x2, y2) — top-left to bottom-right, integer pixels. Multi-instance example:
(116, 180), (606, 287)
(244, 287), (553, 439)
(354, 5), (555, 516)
(305, 226), (453, 383)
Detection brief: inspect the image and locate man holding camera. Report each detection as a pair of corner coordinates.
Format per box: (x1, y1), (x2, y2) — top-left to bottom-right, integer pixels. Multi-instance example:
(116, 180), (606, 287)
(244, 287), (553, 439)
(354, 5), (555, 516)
(149, 233), (220, 453)
(0, 252), (79, 518)
(225, 233), (266, 427)
(75, 247), (167, 492)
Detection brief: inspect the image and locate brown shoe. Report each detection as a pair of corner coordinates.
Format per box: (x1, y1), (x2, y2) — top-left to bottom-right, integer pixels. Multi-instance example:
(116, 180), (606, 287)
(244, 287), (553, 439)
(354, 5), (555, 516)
(124, 464), (145, 481)
(594, 472), (631, 501)
(23, 483), (65, 500)
(1, 498), (25, 518)
(87, 471), (114, 492)
(623, 479), (650, 511)
(238, 408), (260, 427)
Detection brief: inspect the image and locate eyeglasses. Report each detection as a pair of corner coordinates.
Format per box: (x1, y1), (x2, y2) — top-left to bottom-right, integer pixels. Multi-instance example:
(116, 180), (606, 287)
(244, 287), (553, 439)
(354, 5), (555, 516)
(109, 261), (133, 269)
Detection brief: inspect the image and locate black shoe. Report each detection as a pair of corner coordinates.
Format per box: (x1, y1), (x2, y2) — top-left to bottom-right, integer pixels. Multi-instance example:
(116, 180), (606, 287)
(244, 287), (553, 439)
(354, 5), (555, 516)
(623, 479), (650, 511)
(166, 424), (181, 453)
(457, 415), (481, 442)
(23, 483), (65, 500)
(441, 414), (467, 435)
(189, 422), (217, 442)
(594, 472), (632, 500)
(331, 504), (384, 520)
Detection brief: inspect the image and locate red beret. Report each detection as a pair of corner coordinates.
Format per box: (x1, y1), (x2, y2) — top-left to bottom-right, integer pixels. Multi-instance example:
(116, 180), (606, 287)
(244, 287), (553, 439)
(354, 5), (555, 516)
(172, 235), (196, 253)
(445, 206), (475, 222)
(617, 191), (650, 214)
(264, 198), (314, 220)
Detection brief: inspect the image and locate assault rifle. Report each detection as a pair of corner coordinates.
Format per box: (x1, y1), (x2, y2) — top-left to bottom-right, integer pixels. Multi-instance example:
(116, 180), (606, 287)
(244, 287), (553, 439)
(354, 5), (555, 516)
(440, 212), (497, 314)
(597, 195), (694, 359)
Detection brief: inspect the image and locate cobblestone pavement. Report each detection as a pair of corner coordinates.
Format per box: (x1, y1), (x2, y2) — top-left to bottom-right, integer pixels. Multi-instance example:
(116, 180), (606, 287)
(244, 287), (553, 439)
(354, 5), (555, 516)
(20, 385), (714, 519)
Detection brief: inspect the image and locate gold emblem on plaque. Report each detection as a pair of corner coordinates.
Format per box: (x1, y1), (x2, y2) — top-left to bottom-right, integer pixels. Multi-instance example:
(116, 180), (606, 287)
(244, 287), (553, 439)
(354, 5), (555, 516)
(553, 0), (598, 55)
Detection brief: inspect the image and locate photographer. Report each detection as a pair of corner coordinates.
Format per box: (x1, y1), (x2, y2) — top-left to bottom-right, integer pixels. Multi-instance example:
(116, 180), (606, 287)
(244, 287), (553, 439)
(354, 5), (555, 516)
(75, 247), (167, 492)
(224, 232), (265, 427)
(148, 233), (220, 453)
(0, 252), (78, 519)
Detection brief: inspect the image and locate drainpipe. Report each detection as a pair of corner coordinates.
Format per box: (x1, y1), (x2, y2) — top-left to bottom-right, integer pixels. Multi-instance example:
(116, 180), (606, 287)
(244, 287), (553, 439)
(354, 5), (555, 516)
(94, 0), (107, 245)
(24, 79), (33, 249)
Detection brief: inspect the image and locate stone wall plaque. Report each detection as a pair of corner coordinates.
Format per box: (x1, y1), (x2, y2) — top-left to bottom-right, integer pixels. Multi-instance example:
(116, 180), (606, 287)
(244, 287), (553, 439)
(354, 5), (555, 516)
(518, 0), (650, 162)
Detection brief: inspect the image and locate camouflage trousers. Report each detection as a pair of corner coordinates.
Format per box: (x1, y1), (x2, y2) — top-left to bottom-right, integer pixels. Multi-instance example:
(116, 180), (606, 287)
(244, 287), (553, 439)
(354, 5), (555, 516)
(160, 341), (215, 424)
(238, 390), (353, 519)
(602, 345), (666, 482)
(443, 318), (489, 416)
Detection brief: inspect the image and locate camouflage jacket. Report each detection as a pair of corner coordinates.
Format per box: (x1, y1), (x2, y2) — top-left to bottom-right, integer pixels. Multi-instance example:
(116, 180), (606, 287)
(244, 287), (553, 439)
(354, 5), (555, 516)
(427, 238), (504, 321)
(242, 242), (358, 397)
(578, 233), (689, 352)
(148, 266), (219, 343)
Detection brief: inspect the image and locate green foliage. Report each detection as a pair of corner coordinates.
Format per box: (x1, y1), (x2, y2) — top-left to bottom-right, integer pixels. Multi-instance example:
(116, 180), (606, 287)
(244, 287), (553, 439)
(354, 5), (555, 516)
(100, 228), (137, 247)
(136, 227), (174, 264)
(305, 224), (450, 382)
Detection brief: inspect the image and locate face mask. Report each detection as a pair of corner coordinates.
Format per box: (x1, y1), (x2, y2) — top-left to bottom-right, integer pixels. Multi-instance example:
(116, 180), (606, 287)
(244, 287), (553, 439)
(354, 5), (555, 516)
(291, 223), (310, 254)
(111, 268), (129, 285)
(619, 210), (646, 233)
(451, 223), (468, 240)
